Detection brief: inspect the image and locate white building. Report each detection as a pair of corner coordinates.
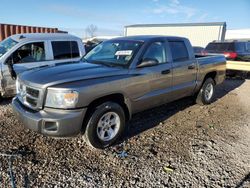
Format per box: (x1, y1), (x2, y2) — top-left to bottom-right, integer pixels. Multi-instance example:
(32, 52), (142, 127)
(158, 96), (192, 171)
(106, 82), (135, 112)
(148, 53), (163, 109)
(124, 22), (226, 47)
(225, 29), (250, 40)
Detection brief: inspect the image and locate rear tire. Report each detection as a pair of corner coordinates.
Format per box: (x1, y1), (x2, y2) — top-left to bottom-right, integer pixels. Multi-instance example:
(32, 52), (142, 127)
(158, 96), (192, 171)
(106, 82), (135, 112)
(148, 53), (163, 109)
(83, 102), (126, 149)
(195, 78), (215, 105)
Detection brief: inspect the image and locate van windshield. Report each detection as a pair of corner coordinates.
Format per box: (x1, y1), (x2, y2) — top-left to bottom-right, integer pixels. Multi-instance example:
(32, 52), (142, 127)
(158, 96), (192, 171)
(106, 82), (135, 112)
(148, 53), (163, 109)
(83, 40), (143, 67)
(0, 37), (18, 58)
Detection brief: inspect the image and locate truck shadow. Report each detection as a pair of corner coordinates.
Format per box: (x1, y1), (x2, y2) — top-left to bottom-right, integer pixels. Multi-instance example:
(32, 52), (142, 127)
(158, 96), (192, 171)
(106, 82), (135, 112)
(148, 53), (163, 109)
(214, 77), (245, 100)
(122, 78), (245, 142)
(0, 97), (13, 106)
(235, 172), (250, 188)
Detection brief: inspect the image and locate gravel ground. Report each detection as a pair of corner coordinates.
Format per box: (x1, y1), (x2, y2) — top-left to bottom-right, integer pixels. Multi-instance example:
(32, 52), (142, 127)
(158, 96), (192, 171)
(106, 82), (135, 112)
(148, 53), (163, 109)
(0, 78), (250, 188)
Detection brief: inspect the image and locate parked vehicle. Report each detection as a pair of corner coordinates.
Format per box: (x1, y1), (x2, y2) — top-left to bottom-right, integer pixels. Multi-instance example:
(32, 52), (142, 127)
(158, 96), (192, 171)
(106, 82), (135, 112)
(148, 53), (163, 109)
(205, 40), (250, 61)
(12, 36), (226, 149)
(0, 33), (85, 100)
(84, 41), (99, 54)
(84, 36), (120, 53)
(193, 46), (205, 56)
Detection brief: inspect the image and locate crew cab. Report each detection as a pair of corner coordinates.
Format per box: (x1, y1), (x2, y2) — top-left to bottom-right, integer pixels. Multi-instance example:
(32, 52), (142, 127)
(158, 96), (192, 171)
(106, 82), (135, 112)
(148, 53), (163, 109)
(0, 33), (85, 100)
(12, 36), (226, 149)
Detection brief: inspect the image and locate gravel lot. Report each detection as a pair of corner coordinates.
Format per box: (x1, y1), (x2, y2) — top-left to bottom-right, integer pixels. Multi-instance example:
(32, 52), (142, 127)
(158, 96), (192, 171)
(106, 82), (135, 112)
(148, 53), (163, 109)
(0, 78), (250, 187)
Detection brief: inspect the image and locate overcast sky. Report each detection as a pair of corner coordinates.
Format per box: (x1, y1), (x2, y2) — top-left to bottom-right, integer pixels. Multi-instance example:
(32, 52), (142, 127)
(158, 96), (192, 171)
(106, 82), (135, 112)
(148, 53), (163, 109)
(0, 0), (249, 37)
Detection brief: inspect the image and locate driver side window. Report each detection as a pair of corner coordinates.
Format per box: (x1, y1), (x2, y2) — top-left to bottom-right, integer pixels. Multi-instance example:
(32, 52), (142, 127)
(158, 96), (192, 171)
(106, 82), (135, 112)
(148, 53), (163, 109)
(11, 42), (45, 64)
(142, 42), (166, 64)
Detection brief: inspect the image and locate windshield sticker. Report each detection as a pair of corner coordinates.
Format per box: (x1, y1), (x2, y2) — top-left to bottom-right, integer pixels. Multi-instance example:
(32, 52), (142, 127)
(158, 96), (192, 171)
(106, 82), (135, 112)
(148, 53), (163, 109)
(115, 50), (133, 56)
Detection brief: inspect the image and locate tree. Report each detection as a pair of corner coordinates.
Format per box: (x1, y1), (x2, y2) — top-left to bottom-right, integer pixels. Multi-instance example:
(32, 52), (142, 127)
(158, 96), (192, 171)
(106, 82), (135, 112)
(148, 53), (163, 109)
(85, 24), (98, 38)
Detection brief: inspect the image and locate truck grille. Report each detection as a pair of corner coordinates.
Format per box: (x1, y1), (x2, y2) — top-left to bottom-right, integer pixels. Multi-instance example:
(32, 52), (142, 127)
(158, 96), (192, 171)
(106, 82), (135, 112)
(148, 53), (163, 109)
(26, 96), (38, 107)
(17, 80), (42, 110)
(26, 87), (39, 98)
(25, 87), (40, 107)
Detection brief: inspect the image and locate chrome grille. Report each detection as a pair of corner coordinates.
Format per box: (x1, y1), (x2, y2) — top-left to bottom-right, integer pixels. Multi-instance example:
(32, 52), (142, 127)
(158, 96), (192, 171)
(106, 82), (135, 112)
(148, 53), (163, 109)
(26, 87), (39, 98)
(25, 87), (40, 107)
(26, 96), (37, 107)
(17, 80), (42, 110)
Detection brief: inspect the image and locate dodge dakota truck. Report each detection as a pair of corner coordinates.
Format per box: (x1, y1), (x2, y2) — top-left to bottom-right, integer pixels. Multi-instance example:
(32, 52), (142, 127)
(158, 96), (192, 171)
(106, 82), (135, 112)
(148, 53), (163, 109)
(12, 36), (226, 149)
(0, 33), (85, 101)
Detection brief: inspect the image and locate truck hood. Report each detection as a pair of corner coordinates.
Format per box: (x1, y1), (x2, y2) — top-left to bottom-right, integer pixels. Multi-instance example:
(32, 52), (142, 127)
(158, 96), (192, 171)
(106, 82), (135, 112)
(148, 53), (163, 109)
(19, 61), (129, 88)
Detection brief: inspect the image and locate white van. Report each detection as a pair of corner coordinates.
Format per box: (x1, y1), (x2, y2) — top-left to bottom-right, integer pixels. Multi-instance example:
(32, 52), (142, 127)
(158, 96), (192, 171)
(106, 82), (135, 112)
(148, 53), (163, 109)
(0, 33), (85, 99)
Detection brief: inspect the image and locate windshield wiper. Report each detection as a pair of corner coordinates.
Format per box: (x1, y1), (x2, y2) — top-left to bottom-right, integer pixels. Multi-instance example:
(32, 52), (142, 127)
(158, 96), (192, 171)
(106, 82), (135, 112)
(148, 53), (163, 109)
(93, 61), (116, 68)
(83, 58), (125, 68)
(81, 57), (90, 63)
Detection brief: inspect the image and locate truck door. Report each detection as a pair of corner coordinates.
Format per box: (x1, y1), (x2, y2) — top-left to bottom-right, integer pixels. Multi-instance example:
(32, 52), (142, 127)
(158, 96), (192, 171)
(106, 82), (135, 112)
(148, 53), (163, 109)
(131, 40), (173, 112)
(169, 40), (197, 100)
(2, 41), (48, 96)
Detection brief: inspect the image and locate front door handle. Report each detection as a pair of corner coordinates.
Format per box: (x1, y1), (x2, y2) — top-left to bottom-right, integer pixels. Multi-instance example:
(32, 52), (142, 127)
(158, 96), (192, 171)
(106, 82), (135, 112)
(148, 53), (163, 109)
(188, 64), (196, 69)
(161, 69), (171, 74)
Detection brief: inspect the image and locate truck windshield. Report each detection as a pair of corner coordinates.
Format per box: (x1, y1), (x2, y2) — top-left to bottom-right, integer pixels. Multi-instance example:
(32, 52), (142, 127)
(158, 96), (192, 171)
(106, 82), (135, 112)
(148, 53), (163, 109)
(83, 40), (143, 67)
(0, 37), (18, 58)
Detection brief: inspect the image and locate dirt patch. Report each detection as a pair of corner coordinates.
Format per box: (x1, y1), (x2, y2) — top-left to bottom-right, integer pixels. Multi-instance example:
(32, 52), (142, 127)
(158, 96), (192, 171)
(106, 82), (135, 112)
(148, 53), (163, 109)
(0, 78), (250, 187)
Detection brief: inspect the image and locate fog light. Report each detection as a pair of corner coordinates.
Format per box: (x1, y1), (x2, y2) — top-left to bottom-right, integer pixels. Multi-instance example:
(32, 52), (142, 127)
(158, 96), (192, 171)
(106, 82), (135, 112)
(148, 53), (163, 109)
(44, 121), (58, 132)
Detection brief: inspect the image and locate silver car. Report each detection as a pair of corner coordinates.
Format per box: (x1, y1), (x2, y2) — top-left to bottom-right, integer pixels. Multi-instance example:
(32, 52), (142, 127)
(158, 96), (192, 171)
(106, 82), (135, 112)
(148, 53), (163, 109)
(0, 33), (85, 99)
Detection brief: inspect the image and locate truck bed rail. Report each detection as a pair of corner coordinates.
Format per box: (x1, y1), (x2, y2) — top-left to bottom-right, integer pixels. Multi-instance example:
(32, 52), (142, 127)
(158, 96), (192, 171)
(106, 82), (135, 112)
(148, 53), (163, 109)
(226, 61), (250, 71)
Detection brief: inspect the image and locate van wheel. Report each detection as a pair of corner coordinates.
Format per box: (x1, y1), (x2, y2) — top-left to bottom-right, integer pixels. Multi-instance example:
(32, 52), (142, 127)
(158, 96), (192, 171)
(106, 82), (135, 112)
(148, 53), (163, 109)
(196, 78), (215, 105)
(84, 102), (126, 149)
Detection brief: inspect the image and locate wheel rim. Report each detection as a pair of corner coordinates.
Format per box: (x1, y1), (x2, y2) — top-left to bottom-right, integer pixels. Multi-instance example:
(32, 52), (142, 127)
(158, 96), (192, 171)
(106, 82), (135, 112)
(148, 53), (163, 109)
(96, 112), (121, 142)
(204, 83), (214, 101)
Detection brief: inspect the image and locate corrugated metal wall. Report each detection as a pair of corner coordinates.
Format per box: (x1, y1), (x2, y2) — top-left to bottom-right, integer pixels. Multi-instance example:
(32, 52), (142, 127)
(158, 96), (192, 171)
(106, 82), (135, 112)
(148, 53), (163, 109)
(226, 29), (250, 40)
(125, 23), (226, 47)
(0, 23), (66, 41)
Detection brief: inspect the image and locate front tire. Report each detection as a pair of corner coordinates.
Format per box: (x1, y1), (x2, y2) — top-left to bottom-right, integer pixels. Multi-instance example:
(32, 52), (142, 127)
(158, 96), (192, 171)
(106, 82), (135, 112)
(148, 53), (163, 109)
(84, 102), (126, 149)
(195, 78), (215, 105)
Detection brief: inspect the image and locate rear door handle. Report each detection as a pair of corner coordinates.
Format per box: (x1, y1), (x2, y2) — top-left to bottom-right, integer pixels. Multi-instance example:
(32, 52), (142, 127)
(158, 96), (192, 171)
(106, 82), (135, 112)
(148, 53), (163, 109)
(188, 64), (196, 69)
(161, 69), (171, 74)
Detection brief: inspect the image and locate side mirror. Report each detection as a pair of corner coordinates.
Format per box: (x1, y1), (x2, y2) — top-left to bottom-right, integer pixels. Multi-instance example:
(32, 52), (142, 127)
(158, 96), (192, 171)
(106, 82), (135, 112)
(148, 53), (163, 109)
(137, 58), (159, 68)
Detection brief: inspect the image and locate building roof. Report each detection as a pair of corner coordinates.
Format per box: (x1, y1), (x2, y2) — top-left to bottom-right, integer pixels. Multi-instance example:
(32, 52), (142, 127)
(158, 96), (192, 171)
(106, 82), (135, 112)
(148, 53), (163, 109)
(125, 22), (226, 28)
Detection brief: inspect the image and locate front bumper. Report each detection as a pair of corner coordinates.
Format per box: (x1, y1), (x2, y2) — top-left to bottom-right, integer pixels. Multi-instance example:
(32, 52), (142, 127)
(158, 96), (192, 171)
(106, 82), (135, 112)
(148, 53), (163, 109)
(12, 97), (87, 137)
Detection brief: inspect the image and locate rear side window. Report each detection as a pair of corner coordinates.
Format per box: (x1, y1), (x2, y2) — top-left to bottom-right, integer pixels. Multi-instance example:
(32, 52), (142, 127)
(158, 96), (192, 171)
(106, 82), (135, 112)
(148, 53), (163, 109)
(169, 41), (189, 62)
(247, 42), (250, 51)
(52, 41), (80, 60)
(235, 42), (246, 52)
(205, 42), (235, 52)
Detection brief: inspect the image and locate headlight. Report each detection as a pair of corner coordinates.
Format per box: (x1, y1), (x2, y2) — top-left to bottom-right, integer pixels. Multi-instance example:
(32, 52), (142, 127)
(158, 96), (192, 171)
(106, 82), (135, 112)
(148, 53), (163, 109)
(16, 78), (20, 94)
(45, 89), (79, 109)
(16, 78), (24, 95)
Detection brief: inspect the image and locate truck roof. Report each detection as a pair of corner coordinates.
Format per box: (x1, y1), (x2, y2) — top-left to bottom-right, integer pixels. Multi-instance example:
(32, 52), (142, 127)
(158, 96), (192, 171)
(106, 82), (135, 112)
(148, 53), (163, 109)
(212, 39), (250, 43)
(111, 35), (188, 42)
(10, 33), (80, 42)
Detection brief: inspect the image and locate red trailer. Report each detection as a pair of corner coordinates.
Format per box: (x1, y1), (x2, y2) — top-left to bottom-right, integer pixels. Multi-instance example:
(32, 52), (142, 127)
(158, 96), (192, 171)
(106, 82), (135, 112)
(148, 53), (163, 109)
(0, 23), (67, 41)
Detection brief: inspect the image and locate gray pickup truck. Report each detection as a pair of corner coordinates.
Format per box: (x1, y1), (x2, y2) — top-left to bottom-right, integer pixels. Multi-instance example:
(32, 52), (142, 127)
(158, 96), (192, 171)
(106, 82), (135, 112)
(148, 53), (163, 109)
(12, 36), (226, 148)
